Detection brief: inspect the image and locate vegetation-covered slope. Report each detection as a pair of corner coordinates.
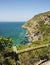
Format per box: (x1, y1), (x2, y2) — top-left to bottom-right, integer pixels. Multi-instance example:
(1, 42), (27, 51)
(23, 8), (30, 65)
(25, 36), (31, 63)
(0, 11), (50, 65)
(23, 11), (50, 43)
(17, 11), (50, 65)
(0, 37), (20, 65)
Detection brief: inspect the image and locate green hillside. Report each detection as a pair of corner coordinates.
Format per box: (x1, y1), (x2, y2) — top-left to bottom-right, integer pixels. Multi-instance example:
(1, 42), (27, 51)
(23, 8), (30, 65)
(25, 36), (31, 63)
(0, 11), (50, 65)
(23, 11), (50, 44)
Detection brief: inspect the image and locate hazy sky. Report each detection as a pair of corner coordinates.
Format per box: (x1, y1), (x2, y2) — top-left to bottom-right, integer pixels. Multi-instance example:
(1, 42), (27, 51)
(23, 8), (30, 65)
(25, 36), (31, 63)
(0, 0), (50, 22)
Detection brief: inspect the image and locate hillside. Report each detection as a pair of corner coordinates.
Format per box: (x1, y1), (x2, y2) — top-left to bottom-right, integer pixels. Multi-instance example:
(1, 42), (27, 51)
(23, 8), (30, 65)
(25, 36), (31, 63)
(23, 11), (50, 43)
(0, 11), (50, 65)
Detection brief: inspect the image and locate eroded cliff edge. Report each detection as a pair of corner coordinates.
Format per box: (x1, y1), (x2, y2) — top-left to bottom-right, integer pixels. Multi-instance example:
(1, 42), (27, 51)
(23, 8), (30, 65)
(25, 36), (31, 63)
(22, 11), (50, 43)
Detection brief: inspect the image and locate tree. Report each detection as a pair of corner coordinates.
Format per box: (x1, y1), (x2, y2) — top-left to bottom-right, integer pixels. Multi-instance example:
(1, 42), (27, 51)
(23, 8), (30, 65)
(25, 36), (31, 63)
(0, 36), (20, 65)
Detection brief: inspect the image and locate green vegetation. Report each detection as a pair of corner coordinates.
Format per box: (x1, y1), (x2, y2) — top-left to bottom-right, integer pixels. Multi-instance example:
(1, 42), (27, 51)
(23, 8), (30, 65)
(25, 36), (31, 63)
(20, 11), (50, 65)
(0, 36), (20, 65)
(24, 11), (50, 27)
(17, 44), (50, 65)
(0, 36), (50, 65)
(0, 11), (50, 65)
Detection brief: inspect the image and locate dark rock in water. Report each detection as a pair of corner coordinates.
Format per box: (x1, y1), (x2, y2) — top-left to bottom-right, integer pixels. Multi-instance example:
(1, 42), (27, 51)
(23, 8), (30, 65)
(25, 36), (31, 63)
(21, 37), (29, 45)
(21, 40), (29, 45)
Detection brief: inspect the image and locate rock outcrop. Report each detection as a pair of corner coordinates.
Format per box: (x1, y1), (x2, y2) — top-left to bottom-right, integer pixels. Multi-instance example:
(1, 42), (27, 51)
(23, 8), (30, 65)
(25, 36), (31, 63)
(23, 11), (50, 42)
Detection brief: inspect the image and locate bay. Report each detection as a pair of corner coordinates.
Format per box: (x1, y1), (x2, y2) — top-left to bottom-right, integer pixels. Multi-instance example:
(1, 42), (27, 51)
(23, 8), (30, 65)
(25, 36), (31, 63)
(0, 22), (26, 45)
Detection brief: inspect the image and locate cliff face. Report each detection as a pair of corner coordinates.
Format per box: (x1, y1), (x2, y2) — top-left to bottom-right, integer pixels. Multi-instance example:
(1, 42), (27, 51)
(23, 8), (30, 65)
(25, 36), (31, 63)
(23, 11), (50, 42)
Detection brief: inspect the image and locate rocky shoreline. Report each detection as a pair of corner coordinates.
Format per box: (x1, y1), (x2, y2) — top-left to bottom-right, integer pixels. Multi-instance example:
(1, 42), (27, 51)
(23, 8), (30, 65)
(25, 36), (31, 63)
(22, 11), (50, 43)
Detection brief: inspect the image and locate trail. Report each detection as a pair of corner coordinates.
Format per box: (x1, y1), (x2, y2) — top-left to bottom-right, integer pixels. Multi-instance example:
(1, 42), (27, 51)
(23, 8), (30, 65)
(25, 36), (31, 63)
(41, 61), (50, 65)
(35, 60), (50, 65)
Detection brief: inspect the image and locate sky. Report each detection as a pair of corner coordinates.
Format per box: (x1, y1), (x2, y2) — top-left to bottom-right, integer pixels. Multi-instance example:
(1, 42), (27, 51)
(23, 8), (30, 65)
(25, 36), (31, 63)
(0, 0), (50, 22)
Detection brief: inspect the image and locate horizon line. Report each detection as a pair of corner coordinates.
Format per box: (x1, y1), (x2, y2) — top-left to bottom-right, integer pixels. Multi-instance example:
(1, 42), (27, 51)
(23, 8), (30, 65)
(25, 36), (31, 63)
(0, 21), (26, 22)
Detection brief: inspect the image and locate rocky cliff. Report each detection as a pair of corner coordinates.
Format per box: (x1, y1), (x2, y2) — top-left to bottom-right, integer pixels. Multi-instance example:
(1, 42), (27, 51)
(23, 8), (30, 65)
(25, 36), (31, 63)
(23, 11), (50, 43)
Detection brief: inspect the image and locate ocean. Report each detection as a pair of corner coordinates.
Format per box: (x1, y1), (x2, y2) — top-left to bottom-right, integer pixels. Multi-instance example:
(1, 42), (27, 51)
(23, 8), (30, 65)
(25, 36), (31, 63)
(0, 22), (26, 45)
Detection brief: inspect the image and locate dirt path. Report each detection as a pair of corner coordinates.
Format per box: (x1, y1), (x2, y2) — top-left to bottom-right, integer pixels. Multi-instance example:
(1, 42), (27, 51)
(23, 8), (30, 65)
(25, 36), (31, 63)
(35, 60), (50, 65)
(41, 61), (50, 65)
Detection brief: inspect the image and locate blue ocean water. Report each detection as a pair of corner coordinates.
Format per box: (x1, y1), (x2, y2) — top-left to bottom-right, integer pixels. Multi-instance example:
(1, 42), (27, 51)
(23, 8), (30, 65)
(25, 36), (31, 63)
(0, 22), (26, 45)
